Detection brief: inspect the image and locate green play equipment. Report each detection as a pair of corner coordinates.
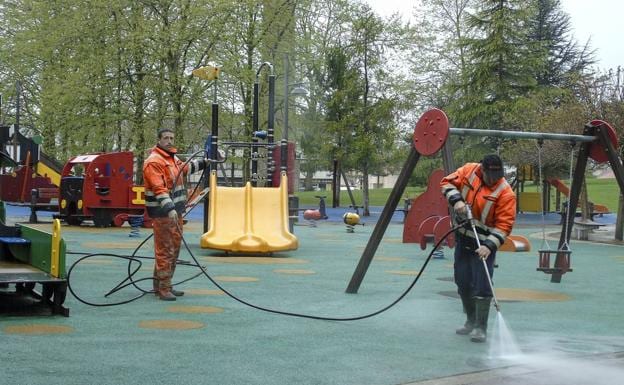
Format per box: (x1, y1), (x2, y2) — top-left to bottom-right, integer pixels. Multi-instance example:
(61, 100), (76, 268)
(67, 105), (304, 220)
(0, 149), (69, 316)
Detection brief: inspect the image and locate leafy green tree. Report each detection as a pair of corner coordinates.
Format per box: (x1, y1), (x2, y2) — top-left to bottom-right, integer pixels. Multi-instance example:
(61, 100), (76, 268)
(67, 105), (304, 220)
(213, 0), (297, 183)
(290, 0), (352, 191)
(322, 45), (362, 206)
(318, 4), (403, 214)
(409, 0), (477, 109)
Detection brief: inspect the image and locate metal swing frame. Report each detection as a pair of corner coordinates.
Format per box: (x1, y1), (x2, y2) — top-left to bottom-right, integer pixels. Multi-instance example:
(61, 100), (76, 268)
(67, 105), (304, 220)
(549, 123), (624, 282)
(346, 111), (624, 293)
(451, 123), (624, 283)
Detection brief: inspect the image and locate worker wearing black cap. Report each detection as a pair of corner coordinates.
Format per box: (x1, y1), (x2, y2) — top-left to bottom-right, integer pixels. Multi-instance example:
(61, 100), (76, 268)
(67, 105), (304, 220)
(440, 154), (516, 342)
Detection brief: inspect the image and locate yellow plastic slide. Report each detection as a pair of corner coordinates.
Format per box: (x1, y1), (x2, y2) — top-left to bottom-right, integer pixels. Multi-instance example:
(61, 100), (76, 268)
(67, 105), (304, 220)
(36, 160), (61, 186)
(200, 171), (298, 253)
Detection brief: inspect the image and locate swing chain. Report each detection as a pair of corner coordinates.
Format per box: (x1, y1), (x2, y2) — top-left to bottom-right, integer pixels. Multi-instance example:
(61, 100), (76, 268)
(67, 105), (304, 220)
(535, 140), (551, 251)
(561, 141), (577, 250)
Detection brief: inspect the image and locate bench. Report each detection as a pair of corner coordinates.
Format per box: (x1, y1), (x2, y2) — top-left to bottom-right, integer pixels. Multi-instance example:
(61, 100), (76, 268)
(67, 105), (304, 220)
(573, 219), (604, 240)
(34, 187), (59, 202)
(396, 198), (412, 223)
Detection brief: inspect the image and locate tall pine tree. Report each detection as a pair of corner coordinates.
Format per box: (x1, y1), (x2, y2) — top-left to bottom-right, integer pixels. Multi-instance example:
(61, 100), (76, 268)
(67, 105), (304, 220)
(449, 0), (541, 128)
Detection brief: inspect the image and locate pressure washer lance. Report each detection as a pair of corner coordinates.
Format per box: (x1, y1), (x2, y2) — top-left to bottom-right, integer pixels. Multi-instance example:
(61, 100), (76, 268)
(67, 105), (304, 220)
(465, 204), (501, 312)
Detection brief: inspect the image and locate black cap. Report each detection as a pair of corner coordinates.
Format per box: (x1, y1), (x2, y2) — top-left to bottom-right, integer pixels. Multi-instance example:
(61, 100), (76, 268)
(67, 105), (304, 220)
(481, 154), (504, 180)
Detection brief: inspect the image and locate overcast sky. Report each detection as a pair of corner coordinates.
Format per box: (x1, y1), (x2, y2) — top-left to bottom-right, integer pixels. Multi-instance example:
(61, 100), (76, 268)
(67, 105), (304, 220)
(365, 0), (622, 70)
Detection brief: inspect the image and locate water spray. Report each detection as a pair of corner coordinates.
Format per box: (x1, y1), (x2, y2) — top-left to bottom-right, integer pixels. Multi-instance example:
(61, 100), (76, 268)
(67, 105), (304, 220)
(465, 205), (501, 312)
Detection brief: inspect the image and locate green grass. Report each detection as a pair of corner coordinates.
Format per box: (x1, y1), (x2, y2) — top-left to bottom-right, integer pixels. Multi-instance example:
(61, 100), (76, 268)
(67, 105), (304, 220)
(295, 186), (425, 207)
(584, 178), (621, 210)
(520, 177), (620, 212)
(295, 177), (621, 211)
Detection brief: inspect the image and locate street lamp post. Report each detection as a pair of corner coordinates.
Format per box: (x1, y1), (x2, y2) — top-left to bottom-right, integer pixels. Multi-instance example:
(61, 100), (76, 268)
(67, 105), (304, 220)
(191, 64), (220, 233)
(282, 54), (308, 231)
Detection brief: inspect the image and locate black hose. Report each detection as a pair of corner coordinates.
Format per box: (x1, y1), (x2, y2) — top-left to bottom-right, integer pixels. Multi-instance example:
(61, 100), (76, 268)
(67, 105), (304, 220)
(67, 219), (462, 319)
(177, 222), (462, 321)
(66, 148), (463, 319)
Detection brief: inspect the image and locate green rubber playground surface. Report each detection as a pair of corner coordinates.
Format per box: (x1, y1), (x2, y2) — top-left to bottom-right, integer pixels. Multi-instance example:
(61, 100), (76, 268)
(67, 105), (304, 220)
(1, 212), (624, 385)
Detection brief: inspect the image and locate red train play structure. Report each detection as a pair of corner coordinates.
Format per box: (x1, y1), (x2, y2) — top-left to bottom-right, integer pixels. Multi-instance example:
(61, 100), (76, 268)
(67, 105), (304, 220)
(55, 151), (150, 227)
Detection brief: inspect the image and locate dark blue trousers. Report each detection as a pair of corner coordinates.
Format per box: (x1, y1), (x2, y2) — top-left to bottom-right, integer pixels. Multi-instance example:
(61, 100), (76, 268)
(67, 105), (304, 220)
(454, 235), (495, 297)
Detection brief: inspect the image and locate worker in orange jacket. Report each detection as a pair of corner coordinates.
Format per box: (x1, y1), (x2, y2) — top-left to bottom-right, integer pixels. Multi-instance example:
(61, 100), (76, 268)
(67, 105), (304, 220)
(143, 128), (206, 301)
(440, 154), (516, 342)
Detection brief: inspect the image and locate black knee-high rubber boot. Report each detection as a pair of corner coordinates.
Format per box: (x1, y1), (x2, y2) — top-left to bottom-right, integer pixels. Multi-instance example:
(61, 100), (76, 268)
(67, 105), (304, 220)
(456, 293), (476, 335)
(470, 297), (492, 343)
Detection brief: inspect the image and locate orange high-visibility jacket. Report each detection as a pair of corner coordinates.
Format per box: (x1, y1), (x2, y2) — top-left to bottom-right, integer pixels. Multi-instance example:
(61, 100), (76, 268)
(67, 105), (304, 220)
(143, 145), (203, 218)
(440, 163), (516, 252)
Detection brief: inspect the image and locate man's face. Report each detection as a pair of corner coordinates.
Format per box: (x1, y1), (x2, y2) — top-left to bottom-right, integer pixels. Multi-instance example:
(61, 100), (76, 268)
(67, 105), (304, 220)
(482, 171), (499, 187)
(158, 131), (175, 151)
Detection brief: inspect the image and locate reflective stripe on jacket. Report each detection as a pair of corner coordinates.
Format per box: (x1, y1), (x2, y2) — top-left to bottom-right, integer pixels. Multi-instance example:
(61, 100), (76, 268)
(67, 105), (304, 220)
(440, 163), (516, 251)
(143, 145), (204, 218)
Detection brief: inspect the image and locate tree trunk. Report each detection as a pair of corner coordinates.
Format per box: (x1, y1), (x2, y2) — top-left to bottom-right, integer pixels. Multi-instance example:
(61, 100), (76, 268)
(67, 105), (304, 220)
(304, 170), (314, 191)
(332, 159), (340, 208)
(362, 170), (370, 216)
(133, 65), (146, 184)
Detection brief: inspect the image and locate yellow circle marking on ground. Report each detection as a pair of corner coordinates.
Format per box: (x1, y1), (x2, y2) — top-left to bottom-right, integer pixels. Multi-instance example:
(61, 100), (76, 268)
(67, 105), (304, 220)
(385, 270), (423, 276)
(214, 276), (259, 282)
(273, 269), (316, 275)
(495, 288), (570, 302)
(167, 305), (224, 314)
(3, 324), (74, 335)
(138, 320), (204, 330)
(376, 256), (407, 262)
(202, 256), (307, 265)
(184, 288), (225, 296)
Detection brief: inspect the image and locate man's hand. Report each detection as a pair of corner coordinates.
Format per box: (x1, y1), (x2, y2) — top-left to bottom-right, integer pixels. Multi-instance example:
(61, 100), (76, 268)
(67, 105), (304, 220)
(476, 245), (491, 260)
(453, 200), (467, 216)
(204, 149), (225, 165)
(168, 210), (179, 222)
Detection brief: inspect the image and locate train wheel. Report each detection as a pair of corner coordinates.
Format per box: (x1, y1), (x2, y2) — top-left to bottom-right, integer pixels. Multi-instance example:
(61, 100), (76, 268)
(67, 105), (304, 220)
(92, 209), (113, 228)
(113, 213), (128, 227)
(66, 216), (83, 226)
(65, 202), (83, 226)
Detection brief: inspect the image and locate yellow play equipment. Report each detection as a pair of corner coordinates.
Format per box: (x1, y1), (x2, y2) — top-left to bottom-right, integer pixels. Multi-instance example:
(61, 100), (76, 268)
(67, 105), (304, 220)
(200, 171), (298, 253)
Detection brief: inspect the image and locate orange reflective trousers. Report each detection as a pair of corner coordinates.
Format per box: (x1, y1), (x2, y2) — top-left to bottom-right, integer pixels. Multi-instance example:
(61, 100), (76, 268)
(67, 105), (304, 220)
(152, 216), (183, 295)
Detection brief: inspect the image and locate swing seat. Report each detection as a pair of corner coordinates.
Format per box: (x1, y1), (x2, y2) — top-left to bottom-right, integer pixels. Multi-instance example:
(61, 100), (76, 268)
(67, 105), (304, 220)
(537, 249), (573, 274)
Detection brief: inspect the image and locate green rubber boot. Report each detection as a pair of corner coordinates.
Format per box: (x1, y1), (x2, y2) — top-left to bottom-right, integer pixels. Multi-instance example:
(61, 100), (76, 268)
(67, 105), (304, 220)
(456, 293), (476, 335)
(470, 297), (492, 343)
